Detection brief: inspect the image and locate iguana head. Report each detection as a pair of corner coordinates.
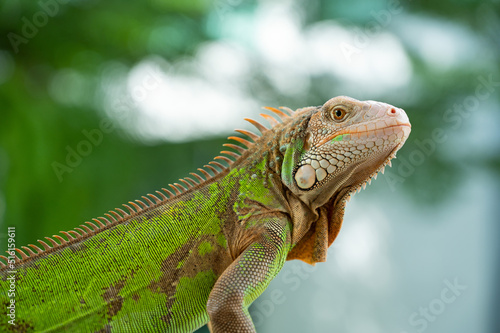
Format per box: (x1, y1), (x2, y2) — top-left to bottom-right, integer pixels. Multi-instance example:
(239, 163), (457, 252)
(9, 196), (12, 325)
(285, 96), (411, 208)
(276, 96), (411, 264)
(213, 96), (410, 264)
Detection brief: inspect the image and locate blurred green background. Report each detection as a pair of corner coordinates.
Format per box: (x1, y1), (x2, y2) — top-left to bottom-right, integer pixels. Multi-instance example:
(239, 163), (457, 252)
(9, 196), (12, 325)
(0, 0), (499, 332)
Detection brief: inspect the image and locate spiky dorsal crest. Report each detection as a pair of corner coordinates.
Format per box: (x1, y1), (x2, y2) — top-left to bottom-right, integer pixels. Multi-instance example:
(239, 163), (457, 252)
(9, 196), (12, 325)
(0, 106), (296, 268)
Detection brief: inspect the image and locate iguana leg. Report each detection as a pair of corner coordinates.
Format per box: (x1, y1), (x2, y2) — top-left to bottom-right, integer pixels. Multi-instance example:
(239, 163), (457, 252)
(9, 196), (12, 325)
(206, 218), (291, 333)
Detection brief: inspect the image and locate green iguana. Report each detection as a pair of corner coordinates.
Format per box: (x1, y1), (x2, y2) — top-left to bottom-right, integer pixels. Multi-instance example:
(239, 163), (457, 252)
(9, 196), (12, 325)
(0, 96), (411, 332)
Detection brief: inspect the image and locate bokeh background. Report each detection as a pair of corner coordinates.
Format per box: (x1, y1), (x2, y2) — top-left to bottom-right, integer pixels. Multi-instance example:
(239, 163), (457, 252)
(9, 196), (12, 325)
(0, 0), (499, 332)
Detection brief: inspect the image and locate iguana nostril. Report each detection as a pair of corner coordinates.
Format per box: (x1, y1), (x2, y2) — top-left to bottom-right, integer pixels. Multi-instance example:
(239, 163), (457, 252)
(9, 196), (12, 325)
(388, 108), (397, 116)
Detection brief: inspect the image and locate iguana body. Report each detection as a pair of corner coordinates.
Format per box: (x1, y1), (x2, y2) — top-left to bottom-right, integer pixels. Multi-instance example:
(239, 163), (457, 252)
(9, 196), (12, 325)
(0, 96), (411, 332)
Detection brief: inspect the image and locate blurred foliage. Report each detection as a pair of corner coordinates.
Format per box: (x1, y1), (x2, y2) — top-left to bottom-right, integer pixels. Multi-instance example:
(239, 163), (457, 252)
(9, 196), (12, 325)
(0, 0), (498, 331)
(0, 0), (213, 246)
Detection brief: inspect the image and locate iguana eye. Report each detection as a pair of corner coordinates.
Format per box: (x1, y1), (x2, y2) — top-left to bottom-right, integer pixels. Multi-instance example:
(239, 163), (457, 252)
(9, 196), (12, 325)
(332, 108), (346, 121)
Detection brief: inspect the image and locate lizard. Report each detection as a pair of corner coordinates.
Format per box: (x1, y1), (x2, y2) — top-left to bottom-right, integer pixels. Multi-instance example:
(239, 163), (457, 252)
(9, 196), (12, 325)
(0, 96), (411, 333)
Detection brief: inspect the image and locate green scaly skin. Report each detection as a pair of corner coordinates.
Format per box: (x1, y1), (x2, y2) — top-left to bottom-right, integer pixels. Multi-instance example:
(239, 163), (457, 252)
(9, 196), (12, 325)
(0, 96), (411, 332)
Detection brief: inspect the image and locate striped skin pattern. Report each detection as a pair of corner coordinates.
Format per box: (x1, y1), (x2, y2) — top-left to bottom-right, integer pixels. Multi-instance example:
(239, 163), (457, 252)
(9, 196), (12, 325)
(0, 96), (410, 332)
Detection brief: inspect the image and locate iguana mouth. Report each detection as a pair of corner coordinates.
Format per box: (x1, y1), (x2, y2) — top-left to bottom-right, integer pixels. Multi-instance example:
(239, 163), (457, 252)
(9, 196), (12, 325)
(319, 123), (411, 146)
